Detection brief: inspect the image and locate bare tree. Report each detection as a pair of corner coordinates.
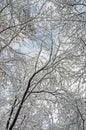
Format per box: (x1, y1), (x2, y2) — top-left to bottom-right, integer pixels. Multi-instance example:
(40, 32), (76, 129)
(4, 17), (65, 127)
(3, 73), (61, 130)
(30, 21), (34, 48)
(0, 0), (86, 130)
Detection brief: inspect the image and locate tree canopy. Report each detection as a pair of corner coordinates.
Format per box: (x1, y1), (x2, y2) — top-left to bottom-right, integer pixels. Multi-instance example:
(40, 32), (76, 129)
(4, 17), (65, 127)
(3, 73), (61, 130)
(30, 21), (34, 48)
(0, 0), (86, 130)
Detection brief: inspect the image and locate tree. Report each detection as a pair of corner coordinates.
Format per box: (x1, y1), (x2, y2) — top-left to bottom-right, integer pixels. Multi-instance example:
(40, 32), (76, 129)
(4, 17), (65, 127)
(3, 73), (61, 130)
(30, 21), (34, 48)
(0, 0), (86, 130)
